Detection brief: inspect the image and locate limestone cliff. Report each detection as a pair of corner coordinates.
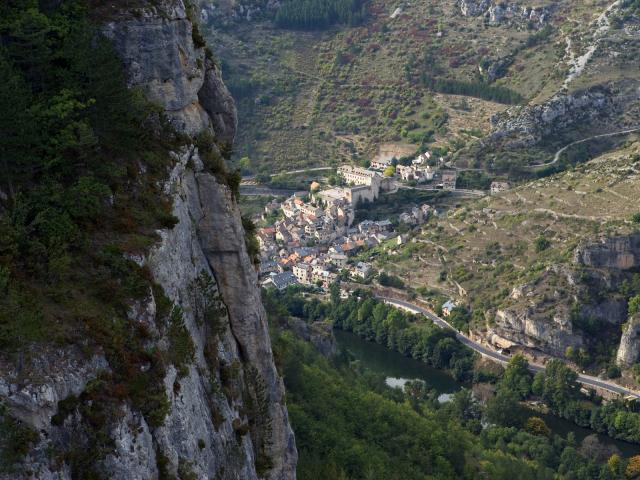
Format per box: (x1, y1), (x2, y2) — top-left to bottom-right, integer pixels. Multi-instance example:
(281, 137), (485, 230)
(617, 314), (640, 368)
(483, 234), (640, 361)
(0, 1), (296, 478)
(486, 267), (586, 357)
(574, 234), (640, 270)
(487, 86), (618, 149)
(102, 1), (237, 141)
(483, 82), (640, 152)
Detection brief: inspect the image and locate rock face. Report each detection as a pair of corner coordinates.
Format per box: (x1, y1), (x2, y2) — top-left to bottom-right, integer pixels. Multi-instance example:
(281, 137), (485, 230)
(102, 1), (237, 139)
(287, 318), (337, 357)
(107, 1), (294, 477)
(617, 314), (640, 368)
(142, 149), (296, 480)
(459, 0), (491, 17)
(0, 1), (296, 479)
(487, 86), (617, 148)
(458, 0), (551, 27)
(486, 268), (585, 357)
(480, 55), (514, 83)
(199, 57), (238, 147)
(484, 252), (634, 359)
(574, 234), (640, 368)
(492, 307), (584, 357)
(574, 234), (640, 270)
(0, 347), (109, 431)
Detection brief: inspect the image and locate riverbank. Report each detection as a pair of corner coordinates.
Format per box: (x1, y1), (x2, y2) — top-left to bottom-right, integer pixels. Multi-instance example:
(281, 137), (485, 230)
(334, 329), (640, 457)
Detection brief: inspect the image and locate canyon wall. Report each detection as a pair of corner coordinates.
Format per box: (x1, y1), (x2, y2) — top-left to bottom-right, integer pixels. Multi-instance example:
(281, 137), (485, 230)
(0, 1), (296, 478)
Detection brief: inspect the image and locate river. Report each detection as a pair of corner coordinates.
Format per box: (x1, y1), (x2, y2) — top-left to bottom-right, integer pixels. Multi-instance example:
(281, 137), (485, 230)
(334, 329), (640, 457)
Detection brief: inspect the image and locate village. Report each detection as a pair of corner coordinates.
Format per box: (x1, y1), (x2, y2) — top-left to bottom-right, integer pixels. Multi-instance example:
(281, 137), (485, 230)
(255, 152), (462, 292)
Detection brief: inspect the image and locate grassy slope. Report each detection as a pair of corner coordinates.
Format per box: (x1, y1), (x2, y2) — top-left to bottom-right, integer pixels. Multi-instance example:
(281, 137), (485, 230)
(205, 0), (638, 174)
(374, 141), (640, 367)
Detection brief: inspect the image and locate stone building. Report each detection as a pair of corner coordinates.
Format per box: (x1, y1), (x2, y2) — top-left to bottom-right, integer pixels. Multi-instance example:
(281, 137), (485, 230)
(441, 170), (457, 190)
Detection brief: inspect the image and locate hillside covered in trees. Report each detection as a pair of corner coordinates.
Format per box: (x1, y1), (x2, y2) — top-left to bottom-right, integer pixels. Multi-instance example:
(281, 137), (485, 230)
(274, 0), (367, 29)
(271, 325), (640, 480)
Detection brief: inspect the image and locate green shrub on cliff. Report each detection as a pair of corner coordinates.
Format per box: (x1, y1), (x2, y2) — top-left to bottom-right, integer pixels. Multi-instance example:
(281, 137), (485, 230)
(0, 2), (192, 467)
(629, 294), (640, 317)
(0, 404), (38, 473)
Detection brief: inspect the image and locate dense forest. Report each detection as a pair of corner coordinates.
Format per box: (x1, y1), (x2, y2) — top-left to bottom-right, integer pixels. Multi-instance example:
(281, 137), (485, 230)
(0, 0), (178, 352)
(275, 0), (367, 30)
(271, 328), (638, 479)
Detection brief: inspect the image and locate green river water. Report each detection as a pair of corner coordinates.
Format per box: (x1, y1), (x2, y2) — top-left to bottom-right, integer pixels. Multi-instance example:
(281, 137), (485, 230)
(334, 329), (640, 457)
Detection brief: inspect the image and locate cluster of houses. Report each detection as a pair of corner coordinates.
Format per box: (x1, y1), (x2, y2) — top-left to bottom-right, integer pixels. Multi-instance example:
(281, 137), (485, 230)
(259, 209), (395, 291)
(331, 165), (394, 205)
(396, 164), (434, 182)
(398, 204), (433, 226)
(258, 169), (401, 290)
(371, 151), (461, 191)
(259, 156), (443, 291)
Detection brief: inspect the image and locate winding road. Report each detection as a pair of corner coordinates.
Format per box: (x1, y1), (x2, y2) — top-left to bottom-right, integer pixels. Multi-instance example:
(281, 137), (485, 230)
(527, 127), (640, 170)
(379, 296), (640, 399)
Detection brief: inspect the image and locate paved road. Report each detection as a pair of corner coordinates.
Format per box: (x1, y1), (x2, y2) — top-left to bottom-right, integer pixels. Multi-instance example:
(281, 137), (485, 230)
(379, 296), (640, 399)
(399, 185), (486, 197)
(239, 186), (300, 197)
(242, 166), (332, 183)
(526, 126), (640, 170)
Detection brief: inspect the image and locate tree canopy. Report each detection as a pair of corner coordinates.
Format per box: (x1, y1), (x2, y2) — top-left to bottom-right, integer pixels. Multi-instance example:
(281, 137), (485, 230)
(275, 0), (367, 30)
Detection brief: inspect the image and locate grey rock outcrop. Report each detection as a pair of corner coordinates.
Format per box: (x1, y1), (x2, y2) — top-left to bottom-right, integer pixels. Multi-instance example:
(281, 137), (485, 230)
(0, 347), (108, 431)
(109, 0), (295, 473)
(114, 1), (295, 476)
(488, 4), (506, 23)
(145, 150), (277, 479)
(459, 0), (551, 27)
(575, 234), (640, 270)
(617, 314), (640, 368)
(492, 306), (583, 357)
(102, 406), (158, 479)
(480, 56), (514, 83)
(580, 298), (629, 326)
(0, 347), (110, 480)
(102, 1), (237, 137)
(487, 86), (617, 148)
(485, 268), (583, 356)
(459, 0), (491, 17)
(484, 263), (630, 358)
(199, 57), (238, 147)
